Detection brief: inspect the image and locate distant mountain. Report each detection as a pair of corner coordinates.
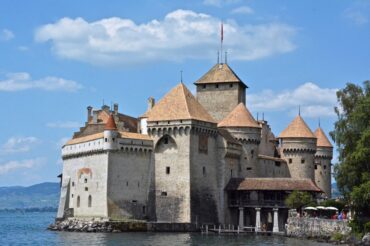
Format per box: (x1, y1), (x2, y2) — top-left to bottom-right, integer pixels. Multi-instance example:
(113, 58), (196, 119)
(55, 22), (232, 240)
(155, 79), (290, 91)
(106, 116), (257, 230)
(0, 182), (60, 209)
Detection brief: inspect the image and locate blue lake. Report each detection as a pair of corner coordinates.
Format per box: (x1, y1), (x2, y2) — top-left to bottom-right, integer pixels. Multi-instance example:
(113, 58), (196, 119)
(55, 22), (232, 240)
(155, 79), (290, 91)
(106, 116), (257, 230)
(0, 212), (331, 246)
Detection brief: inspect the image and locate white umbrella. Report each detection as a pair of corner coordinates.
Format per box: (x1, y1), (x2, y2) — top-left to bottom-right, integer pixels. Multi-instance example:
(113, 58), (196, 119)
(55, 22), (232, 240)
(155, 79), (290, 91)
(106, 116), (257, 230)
(326, 207), (338, 211)
(316, 206), (326, 210)
(303, 207), (317, 210)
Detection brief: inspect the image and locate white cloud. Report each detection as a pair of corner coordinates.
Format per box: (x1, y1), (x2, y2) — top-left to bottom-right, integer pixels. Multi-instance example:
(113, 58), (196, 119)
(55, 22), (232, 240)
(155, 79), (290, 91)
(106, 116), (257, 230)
(1, 137), (40, 154)
(231, 6), (254, 15)
(247, 82), (338, 118)
(46, 121), (81, 129)
(203, 0), (240, 7)
(35, 9), (296, 65)
(0, 72), (82, 92)
(344, 8), (368, 25)
(0, 29), (14, 41)
(0, 158), (44, 175)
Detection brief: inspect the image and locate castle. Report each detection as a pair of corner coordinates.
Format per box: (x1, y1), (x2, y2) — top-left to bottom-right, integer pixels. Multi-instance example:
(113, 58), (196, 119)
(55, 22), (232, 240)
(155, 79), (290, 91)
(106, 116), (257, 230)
(57, 62), (333, 232)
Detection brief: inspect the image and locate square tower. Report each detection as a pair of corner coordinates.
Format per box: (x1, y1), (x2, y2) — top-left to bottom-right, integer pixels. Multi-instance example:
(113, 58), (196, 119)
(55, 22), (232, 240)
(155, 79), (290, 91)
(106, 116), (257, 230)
(195, 63), (247, 122)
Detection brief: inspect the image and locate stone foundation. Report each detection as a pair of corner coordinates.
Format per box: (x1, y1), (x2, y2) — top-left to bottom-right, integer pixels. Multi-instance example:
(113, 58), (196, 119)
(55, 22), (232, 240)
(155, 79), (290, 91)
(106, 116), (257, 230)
(48, 218), (198, 233)
(286, 217), (351, 239)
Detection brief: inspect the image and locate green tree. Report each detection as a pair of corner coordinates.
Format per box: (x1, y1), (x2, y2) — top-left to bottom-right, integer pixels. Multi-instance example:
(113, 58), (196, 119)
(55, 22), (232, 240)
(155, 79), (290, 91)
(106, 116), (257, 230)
(330, 81), (370, 233)
(285, 191), (314, 209)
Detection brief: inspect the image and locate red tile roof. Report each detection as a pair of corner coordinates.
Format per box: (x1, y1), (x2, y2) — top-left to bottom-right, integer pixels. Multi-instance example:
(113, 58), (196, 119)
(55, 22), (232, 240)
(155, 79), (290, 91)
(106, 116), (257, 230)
(105, 114), (117, 130)
(279, 115), (316, 138)
(226, 178), (321, 192)
(314, 127), (333, 148)
(218, 103), (260, 128)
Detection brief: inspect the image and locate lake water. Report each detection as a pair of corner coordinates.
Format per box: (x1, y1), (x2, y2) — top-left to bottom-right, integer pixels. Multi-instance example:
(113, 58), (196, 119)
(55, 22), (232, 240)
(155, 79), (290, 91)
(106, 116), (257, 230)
(0, 212), (331, 246)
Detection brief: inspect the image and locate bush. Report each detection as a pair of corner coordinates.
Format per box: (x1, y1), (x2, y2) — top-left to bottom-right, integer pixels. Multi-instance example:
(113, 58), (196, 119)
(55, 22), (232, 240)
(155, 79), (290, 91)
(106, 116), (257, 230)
(364, 221), (370, 233)
(331, 232), (345, 241)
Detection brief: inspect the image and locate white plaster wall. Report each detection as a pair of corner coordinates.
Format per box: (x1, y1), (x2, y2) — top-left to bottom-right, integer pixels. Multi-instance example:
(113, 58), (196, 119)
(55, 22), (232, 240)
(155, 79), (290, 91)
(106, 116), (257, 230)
(62, 153), (109, 218)
(62, 139), (104, 156)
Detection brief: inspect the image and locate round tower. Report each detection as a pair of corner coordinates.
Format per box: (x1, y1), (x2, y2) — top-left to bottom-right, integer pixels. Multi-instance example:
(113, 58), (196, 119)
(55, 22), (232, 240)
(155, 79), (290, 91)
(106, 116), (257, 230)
(104, 114), (118, 150)
(218, 103), (261, 177)
(314, 127), (333, 198)
(278, 115), (317, 180)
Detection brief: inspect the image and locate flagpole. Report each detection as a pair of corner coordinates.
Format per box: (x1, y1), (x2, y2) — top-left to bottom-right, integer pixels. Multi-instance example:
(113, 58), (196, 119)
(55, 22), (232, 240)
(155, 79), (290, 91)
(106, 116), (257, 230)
(220, 21), (223, 64)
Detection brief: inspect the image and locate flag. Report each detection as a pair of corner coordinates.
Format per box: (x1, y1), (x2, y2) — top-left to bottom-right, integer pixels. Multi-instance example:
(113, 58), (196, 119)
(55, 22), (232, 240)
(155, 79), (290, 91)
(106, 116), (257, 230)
(221, 22), (224, 43)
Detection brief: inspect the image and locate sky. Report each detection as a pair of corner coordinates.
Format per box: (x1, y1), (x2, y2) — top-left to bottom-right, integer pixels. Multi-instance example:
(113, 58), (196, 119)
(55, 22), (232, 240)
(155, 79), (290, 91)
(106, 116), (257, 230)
(0, 0), (369, 186)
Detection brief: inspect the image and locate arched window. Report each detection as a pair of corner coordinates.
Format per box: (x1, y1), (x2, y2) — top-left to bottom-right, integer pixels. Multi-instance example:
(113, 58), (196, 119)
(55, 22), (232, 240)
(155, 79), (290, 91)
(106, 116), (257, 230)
(88, 195), (92, 207)
(77, 196), (80, 208)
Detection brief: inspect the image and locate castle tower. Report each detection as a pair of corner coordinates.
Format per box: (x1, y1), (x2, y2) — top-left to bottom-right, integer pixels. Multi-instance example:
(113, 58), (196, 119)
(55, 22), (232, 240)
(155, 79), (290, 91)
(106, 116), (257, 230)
(314, 127), (333, 198)
(278, 115), (317, 180)
(145, 83), (219, 224)
(218, 103), (261, 177)
(104, 114), (118, 150)
(194, 63), (248, 122)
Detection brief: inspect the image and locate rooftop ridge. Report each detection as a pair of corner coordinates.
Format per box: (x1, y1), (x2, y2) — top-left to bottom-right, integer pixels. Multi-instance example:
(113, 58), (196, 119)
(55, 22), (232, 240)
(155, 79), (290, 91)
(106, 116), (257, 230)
(279, 115), (316, 139)
(314, 127), (333, 148)
(195, 63), (247, 87)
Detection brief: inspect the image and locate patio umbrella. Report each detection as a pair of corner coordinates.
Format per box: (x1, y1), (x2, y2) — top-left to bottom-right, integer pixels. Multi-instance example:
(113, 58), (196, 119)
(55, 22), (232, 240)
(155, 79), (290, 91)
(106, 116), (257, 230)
(303, 207), (317, 210)
(316, 206), (326, 210)
(326, 207), (338, 211)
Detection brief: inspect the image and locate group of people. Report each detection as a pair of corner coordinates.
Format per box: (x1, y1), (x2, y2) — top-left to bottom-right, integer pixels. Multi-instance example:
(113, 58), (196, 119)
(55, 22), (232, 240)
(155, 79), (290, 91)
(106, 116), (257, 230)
(332, 210), (348, 220)
(296, 209), (348, 220)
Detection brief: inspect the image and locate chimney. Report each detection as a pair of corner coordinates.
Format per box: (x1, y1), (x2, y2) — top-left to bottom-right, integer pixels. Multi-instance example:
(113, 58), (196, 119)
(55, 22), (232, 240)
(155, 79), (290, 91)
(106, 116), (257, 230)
(87, 106), (93, 122)
(147, 97), (155, 111)
(93, 110), (98, 124)
(114, 103), (119, 115)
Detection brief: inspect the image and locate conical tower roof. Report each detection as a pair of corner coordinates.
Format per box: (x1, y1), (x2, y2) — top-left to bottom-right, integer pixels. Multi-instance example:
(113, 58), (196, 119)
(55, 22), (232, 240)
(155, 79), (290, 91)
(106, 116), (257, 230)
(195, 63), (247, 87)
(314, 127), (333, 148)
(105, 114), (117, 130)
(147, 83), (216, 123)
(218, 103), (260, 128)
(279, 115), (315, 138)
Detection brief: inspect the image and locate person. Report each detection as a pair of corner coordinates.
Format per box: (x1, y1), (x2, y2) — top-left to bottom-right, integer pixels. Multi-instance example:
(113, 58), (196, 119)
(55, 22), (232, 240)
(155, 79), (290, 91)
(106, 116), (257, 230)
(338, 211), (343, 220)
(342, 211), (347, 220)
(262, 223), (267, 232)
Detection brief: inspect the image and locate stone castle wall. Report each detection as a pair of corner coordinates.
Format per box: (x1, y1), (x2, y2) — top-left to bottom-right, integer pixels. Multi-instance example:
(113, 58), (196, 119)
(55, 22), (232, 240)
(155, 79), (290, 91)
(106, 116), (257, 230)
(196, 83), (245, 121)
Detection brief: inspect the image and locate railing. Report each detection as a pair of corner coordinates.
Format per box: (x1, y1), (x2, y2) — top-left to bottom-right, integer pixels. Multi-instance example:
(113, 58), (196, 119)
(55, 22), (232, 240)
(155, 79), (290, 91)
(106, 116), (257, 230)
(229, 199), (286, 207)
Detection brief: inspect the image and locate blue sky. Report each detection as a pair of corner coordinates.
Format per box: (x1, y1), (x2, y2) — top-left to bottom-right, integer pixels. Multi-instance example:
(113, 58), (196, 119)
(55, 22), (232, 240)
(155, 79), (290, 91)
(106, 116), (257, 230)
(0, 0), (369, 186)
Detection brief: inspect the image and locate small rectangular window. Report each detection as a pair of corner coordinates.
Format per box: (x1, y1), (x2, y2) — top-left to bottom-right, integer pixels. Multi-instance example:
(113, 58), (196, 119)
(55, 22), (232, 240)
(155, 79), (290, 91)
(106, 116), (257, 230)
(202, 85), (206, 89)
(85, 187), (88, 191)
(72, 182), (75, 187)
(71, 194), (74, 198)
(216, 84), (219, 88)
(166, 166), (170, 174)
(164, 137), (169, 144)
(230, 83), (233, 88)
(246, 167), (252, 171)
(230, 169), (233, 177)
(84, 178), (87, 183)
(323, 165), (327, 170)
(289, 159), (292, 164)
(126, 181), (129, 186)
(112, 138), (115, 142)
(202, 166), (206, 176)
(161, 191), (167, 196)
(314, 165), (317, 170)
(105, 138), (108, 142)
(301, 159), (305, 164)
(143, 206), (146, 214)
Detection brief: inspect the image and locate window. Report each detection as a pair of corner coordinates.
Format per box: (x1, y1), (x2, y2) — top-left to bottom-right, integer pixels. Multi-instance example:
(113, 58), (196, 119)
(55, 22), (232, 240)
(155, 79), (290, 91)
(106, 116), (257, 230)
(126, 181), (129, 186)
(230, 83), (233, 88)
(72, 182), (75, 187)
(323, 165), (327, 170)
(301, 159), (305, 164)
(315, 165), (317, 170)
(132, 200), (138, 204)
(202, 166), (206, 176)
(84, 178), (87, 183)
(289, 159), (292, 164)
(164, 137), (169, 144)
(251, 150), (254, 158)
(202, 85), (206, 89)
(112, 138), (115, 142)
(105, 138), (108, 142)
(71, 194), (74, 198)
(168, 121), (170, 124)
(85, 187), (88, 191)
(275, 162), (281, 167)
(161, 191), (167, 196)
(77, 196), (80, 208)
(230, 169), (233, 177)
(88, 195), (92, 207)
(216, 84), (219, 88)
(166, 166), (170, 175)
(246, 167), (252, 171)
(143, 206), (146, 215)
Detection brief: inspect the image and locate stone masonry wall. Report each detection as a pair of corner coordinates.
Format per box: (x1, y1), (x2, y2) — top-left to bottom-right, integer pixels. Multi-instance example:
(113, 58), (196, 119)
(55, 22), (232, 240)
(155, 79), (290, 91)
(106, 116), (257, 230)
(287, 217), (351, 238)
